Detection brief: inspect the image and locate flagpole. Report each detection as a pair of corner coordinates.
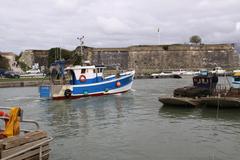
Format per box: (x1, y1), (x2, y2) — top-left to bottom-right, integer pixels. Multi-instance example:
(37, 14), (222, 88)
(157, 28), (160, 44)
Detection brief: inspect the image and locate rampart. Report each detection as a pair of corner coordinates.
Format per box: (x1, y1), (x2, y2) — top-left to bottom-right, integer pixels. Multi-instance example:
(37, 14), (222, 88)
(19, 44), (239, 75)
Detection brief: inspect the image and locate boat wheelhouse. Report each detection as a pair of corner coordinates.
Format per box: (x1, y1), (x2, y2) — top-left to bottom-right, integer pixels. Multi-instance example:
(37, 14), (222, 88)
(65, 65), (106, 85)
(173, 70), (218, 98)
(39, 64), (135, 100)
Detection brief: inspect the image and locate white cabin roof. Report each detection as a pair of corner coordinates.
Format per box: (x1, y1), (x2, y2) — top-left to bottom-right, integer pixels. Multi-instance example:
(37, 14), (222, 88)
(65, 65), (106, 71)
(65, 65), (96, 70)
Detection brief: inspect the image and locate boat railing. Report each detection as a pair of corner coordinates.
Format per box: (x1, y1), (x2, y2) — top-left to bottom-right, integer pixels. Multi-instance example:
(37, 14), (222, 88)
(212, 84), (230, 96)
(51, 85), (64, 96)
(0, 107), (40, 132)
(1, 136), (53, 160)
(0, 107), (53, 160)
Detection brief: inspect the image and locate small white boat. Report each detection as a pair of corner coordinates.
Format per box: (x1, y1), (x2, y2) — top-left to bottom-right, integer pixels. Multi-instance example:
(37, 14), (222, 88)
(210, 67), (226, 75)
(172, 69), (200, 76)
(151, 72), (181, 78)
(26, 69), (41, 74)
(172, 69), (186, 75)
(233, 69), (240, 73)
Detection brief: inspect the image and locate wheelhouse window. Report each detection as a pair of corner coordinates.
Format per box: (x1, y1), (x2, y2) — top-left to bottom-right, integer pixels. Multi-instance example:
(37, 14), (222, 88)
(96, 68), (103, 73)
(81, 69), (86, 73)
(87, 69), (94, 73)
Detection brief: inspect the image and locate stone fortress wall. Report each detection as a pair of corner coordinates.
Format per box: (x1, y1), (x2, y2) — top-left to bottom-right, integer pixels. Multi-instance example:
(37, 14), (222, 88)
(77, 44), (239, 75)
(19, 44), (239, 75)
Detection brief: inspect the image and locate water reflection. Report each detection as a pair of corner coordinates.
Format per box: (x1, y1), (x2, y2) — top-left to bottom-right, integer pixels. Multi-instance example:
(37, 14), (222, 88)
(2, 80), (240, 160)
(200, 107), (240, 122)
(45, 93), (134, 139)
(159, 105), (240, 122)
(115, 96), (124, 118)
(46, 100), (81, 138)
(159, 105), (198, 119)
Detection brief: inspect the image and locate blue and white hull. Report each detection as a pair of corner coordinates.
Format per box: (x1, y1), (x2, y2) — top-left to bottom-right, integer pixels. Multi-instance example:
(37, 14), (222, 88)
(40, 70), (135, 100)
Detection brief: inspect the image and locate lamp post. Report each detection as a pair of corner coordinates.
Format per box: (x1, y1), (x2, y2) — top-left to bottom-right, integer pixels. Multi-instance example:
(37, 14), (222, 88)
(157, 28), (160, 44)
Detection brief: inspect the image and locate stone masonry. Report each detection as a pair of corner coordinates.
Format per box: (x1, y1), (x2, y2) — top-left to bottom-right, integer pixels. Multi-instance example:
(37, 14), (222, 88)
(19, 44), (239, 75)
(76, 44), (239, 75)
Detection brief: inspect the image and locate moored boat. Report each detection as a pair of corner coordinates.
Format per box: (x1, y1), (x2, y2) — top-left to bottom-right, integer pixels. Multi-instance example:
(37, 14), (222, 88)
(151, 72), (182, 79)
(160, 70), (240, 108)
(159, 70), (218, 107)
(210, 67), (226, 76)
(172, 69), (200, 76)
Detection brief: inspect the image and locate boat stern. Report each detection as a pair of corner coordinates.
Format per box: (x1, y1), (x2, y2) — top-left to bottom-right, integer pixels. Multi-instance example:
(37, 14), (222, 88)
(39, 85), (51, 98)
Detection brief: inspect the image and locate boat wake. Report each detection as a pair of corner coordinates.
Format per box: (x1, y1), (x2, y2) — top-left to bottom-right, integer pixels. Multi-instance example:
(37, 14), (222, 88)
(6, 96), (41, 101)
(130, 89), (136, 92)
(114, 93), (123, 96)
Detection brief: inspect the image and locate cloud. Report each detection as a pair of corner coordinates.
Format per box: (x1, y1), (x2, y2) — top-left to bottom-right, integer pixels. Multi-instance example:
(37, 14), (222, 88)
(0, 0), (240, 54)
(97, 17), (131, 34)
(236, 22), (240, 32)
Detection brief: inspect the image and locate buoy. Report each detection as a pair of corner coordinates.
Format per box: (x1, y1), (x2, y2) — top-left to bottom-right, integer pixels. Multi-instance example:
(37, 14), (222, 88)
(116, 81), (121, 87)
(0, 111), (9, 126)
(79, 75), (86, 82)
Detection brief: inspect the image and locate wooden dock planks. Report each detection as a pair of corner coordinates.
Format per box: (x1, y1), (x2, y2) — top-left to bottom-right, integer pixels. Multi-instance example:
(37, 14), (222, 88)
(0, 130), (51, 160)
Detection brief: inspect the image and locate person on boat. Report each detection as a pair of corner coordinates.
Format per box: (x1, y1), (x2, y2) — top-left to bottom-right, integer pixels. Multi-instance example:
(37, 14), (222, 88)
(115, 65), (121, 78)
(212, 73), (218, 88)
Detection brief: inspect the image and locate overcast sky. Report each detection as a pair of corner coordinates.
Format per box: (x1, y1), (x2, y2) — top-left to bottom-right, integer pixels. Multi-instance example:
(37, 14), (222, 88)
(0, 0), (240, 54)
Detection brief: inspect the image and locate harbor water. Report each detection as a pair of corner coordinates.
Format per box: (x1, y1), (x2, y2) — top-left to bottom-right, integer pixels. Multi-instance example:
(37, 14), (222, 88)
(0, 77), (240, 160)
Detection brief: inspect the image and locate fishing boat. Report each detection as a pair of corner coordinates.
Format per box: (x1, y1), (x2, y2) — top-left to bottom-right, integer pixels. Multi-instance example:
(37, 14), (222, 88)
(39, 61), (135, 100)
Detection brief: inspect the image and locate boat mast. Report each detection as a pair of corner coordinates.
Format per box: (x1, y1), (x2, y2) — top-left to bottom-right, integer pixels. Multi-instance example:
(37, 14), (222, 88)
(77, 36), (84, 64)
(77, 36), (84, 56)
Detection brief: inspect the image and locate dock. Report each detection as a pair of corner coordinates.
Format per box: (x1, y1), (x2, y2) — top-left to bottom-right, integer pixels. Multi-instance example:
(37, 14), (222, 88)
(0, 131), (52, 160)
(0, 107), (53, 160)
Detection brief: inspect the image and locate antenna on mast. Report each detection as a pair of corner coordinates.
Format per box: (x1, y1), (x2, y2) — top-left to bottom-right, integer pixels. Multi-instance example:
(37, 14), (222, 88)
(77, 36), (84, 55)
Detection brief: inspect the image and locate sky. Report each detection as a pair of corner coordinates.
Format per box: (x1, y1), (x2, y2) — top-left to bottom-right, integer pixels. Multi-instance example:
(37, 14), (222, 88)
(0, 0), (240, 54)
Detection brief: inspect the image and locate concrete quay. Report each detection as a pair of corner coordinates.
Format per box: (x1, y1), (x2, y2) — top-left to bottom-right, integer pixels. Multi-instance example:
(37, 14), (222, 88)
(0, 80), (50, 88)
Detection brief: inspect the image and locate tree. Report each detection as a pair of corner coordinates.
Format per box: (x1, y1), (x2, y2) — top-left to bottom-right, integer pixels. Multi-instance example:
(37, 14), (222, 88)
(190, 35), (202, 44)
(48, 48), (74, 67)
(0, 55), (10, 69)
